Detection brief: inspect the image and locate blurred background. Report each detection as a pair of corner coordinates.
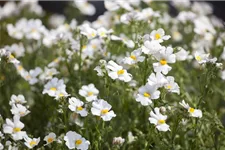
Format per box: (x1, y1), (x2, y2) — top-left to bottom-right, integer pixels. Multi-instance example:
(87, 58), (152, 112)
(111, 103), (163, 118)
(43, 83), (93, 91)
(1, 1), (225, 22)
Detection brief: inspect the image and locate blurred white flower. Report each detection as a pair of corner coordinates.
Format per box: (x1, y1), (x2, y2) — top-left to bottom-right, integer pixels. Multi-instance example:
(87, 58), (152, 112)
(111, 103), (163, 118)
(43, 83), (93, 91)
(106, 60), (132, 82)
(44, 132), (56, 146)
(164, 76), (180, 94)
(24, 135), (40, 149)
(79, 84), (99, 102)
(91, 99), (116, 121)
(113, 137), (125, 145)
(74, 0), (96, 16)
(10, 104), (30, 117)
(179, 100), (202, 118)
(149, 107), (170, 132)
(3, 115), (27, 141)
(64, 131), (90, 150)
(150, 28), (171, 43)
(68, 97), (88, 117)
(123, 49), (145, 65)
(9, 94), (27, 106)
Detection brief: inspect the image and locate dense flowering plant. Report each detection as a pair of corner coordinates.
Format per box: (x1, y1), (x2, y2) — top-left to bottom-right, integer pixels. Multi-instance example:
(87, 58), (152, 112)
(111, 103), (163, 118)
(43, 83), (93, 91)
(0, 0), (225, 149)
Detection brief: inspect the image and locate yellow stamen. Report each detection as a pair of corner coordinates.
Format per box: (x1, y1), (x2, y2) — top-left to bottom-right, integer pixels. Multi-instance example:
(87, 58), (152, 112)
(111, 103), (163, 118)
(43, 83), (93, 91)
(189, 107), (195, 113)
(75, 139), (82, 145)
(47, 138), (54, 143)
(18, 65), (23, 71)
(82, 45), (87, 50)
(167, 85), (172, 89)
(101, 109), (109, 115)
(53, 58), (59, 63)
(158, 119), (165, 124)
(77, 106), (83, 111)
(30, 141), (36, 146)
(13, 127), (21, 132)
(91, 33), (96, 37)
(196, 56), (202, 61)
(155, 33), (161, 40)
(59, 93), (64, 97)
(92, 44), (97, 49)
(9, 54), (15, 59)
(50, 87), (57, 91)
(160, 59), (167, 65)
(87, 92), (93, 96)
(130, 55), (136, 60)
(100, 32), (105, 37)
(143, 92), (151, 97)
(31, 29), (37, 33)
(117, 70), (125, 75)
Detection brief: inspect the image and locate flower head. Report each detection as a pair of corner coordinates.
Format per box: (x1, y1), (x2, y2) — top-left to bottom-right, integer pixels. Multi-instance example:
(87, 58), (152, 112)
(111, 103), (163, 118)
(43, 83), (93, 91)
(24, 135), (40, 149)
(69, 97), (88, 117)
(44, 132), (56, 145)
(79, 84), (99, 102)
(179, 100), (202, 118)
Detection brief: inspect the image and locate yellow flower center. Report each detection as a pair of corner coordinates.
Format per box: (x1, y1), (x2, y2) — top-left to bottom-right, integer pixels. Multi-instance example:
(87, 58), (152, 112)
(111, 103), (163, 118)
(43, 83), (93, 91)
(92, 44), (97, 49)
(101, 109), (109, 115)
(31, 29), (37, 33)
(158, 119), (165, 124)
(155, 33), (161, 40)
(18, 65), (23, 71)
(117, 70), (125, 75)
(64, 23), (70, 29)
(30, 141), (36, 146)
(13, 127), (21, 132)
(167, 85), (172, 89)
(75, 139), (82, 145)
(143, 92), (151, 97)
(47, 137), (54, 143)
(196, 56), (202, 61)
(50, 87), (57, 91)
(77, 106), (83, 111)
(189, 107), (195, 113)
(82, 45), (87, 50)
(100, 32), (105, 37)
(91, 33), (96, 37)
(160, 59), (167, 65)
(53, 58), (59, 63)
(9, 54), (15, 59)
(20, 111), (25, 115)
(87, 92), (93, 96)
(59, 93), (64, 97)
(130, 55), (137, 60)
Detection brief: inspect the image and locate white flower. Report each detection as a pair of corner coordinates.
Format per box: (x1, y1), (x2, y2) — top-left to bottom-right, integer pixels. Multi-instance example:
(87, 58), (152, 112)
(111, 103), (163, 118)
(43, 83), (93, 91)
(150, 28), (171, 43)
(142, 40), (163, 55)
(175, 47), (190, 61)
(24, 19), (46, 40)
(74, 0), (96, 16)
(26, 67), (42, 85)
(64, 131), (90, 150)
(106, 60), (132, 82)
(44, 132), (56, 145)
(221, 47), (225, 60)
(0, 143), (3, 150)
(42, 78), (67, 98)
(113, 137), (125, 145)
(9, 94), (27, 105)
(24, 135), (40, 149)
(194, 51), (209, 64)
(164, 76), (180, 94)
(69, 97), (88, 117)
(179, 100), (202, 118)
(3, 115), (26, 141)
(153, 47), (176, 75)
(123, 49), (145, 65)
(127, 132), (136, 143)
(39, 67), (59, 81)
(80, 24), (97, 39)
(136, 84), (160, 106)
(97, 27), (113, 38)
(91, 99), (116, 121)
(79, 84), (99, 102)
(147, 72), (167, 88)
(10, 104), (30, 117)
(149, 107), (170, 132)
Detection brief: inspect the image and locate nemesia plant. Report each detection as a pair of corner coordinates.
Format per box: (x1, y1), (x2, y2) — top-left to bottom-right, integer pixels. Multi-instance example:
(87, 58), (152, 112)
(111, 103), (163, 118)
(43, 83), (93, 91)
(0, 0), (225, 149)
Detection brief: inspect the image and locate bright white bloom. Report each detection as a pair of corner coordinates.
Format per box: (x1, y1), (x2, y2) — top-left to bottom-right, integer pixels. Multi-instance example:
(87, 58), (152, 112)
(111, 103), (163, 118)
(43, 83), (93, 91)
(220, 47), (225, 60)
(26, 67), (42, 85)
(80, 24), (97, 39)
(42, 78), (68, 98)
(194, 51), (209, 64)
(24, 136), (40, 149)
(91, 99), (116, 121)
(69, 97), (88, 117)
(179, 100), (202, 118)
(74, 0), (96, 16)
(150, 28), (171, 43)
(113, 137), (125, 145)
(79, 84), (99, 102)
(136, 84), (160, 106)
(127, 131), (136, 143)
(194, 16), (215, 35)
(97, 27), (113, 38)
(64, 131), (90, 150)
(142, 40), (163, 55)
(147, 72), (167, 88)
(106, 60), (132, 82)
(153, 47), (176, 75)
(3, 115), (26, 141)
(9, 94), (27, 105)
(44, 132), (56, 145)
(39, 67), (59, 81)
(0, 143), (3, 150)
(164, 76), (180, 94)
(104, 0), (136, 11)
(10, 104), (30, 117)
(149, 107), (170, 132)
(4, 43), (25, 58)
(175, 47), (190, 61)
(123, 49), (145, 65)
